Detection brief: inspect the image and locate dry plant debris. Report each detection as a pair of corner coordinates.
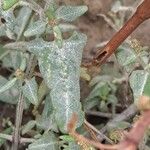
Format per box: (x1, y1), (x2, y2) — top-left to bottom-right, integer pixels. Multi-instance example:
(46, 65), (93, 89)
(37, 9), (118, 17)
(68, 96), (150, 150)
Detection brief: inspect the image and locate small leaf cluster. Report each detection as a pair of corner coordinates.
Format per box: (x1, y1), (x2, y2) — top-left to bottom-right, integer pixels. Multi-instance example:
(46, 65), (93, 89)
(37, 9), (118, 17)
(0, 0), (88, 149)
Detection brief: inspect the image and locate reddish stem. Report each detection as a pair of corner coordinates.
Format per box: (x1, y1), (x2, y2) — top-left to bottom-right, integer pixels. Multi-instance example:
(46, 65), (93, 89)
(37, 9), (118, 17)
(118, 110), (150, 150)
(93, 0), (150, 66)
(68, 110), (150, 150)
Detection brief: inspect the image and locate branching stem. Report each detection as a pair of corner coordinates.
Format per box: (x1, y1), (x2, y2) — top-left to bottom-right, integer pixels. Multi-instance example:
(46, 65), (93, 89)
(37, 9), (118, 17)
(93, 0), (150, 66)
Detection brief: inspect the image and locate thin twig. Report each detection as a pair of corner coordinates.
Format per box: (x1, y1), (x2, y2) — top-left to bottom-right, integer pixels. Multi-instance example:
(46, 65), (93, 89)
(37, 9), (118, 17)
(115, 6), (134, 12)
(86, 111), (114, 118)
(11, 54), (37, 149)
(97, 14), (118, 31)
(11, 93), (24, 150)
(84, 121), (100, 143)
(84, 120), (114, 144)
(0, 133), (35, 143)
(98, 104), (138, 140)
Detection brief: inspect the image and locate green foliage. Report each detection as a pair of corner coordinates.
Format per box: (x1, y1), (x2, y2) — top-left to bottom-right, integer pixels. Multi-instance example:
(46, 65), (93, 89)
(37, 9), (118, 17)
(6, 32), (87, 133)
(0, 128), (12, 146)
(24, 20), (47, 37)
(2, 0), (19, 10)
(22, 120), (36, 135)
(28, 132), (58, 150)
(116, 47), (136, 69)
(0, 77), (17, 94)
(84, 76), (117, 112)
(59, 135), (75, 142)
(129, 70), (150, 102)
(0, 0), (150, 149)
(56, 6), (88, 22)
(22, 77), (38, 106)
(0, 0), (88, 148)
(0, 76), (19, 104)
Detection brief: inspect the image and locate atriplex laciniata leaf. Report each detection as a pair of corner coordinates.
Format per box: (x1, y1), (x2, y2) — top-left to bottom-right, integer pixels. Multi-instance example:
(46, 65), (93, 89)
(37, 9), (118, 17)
(56, 6), (88, 22)
(0, 76), (19, 104)
(129, 70), (150, 103)
(22, 77), (38, 106)
(24, 20), (47, 37)
(28, 132), (58, 150)
(0, 77), (17, 94)
(6, 32), (87, 133)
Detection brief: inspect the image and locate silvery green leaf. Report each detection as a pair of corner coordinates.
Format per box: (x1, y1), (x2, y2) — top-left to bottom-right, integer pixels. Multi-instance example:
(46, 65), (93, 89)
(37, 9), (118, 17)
(111, 1), (121, 13)
(59, 23), (77, 32)
(46, 24), (76, 34)
(0, 44), (6, 59)
(22, 77), (38, 106)
(41, 94), (53, 118)
(11, 52), (22, 69)
(116, 47), (137, 73)
(0, 10), (17, 39)
(0, 76), (19, 104)
(45, 25), (53, 34)
(44, 0), (57, 10)
(36, 113), (58, 132)
(56, 6), (88, 22)
(36, 95), (58, 132)
(0, 77), (17, 94)
(24, 20), (47, 37)
(4, 32), (87, 133)
(15, 6), (32, 39)
(38, 32), (86, 133)
(6, 28), (16, 39)
(38, 80), (48, 103)
(139, 51), (149, 65)
(0, 127), (12, 147)
(83, 97), (99, 111)
(22, 120), (36, 135)
(2, 54), (13, 68)
(0, 25), (6, 37)
(59, 135), (74, 142)
(4, 38), (50, 55)
(129, 70), (150, 102)
(4, 41), (28, 51)
(116, 47), (136, 66)
(28, 132), (58, 150)
(53, 25), (63, 47)
(19, 54), (27, 71)
(2, 51), (22, 69)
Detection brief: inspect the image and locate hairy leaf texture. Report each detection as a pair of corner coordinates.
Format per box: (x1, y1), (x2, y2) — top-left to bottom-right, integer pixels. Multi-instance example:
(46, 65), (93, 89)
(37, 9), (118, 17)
(6, 32), (87, 133)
